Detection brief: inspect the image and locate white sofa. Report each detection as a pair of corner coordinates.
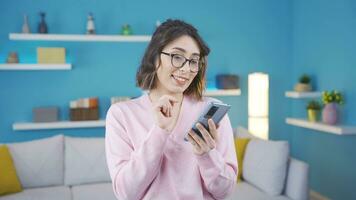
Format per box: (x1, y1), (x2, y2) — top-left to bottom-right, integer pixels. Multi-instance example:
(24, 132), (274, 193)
(227, 127), (309, 200)
(1, 130), (309, 200)
(227, 158), (309, 200)
(1, 135), (116, 200)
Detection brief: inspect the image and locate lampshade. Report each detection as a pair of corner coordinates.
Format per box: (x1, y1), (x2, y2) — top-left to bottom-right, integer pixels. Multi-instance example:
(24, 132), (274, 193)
(248, 73), (269, 117)
(248, 72), (269, 139)
(248, 117), (269, 139)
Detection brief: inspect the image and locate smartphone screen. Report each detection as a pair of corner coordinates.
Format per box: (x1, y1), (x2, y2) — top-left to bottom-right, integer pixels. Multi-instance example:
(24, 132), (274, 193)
(186, 102), (231, 141)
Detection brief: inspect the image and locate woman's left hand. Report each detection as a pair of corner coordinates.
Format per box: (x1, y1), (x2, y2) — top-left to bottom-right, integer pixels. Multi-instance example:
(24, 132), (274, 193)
(187, 119), (219, 155)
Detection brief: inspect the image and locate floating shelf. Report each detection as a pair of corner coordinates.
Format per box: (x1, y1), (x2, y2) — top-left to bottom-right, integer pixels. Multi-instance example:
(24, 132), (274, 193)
(204, 89), (241, 96)
(286, 118), (356, 135)
(0, 64), (72, 70)
(13, 120), (105, 131)
(285, 91), (322, 98)
(12, 89), (240, 131)
(9, 33), (151, 42)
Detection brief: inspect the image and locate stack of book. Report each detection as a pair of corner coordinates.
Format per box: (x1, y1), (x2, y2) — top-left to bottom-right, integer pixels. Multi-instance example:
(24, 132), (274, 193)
(111, 96), (131, 105)
(69, 97), (99, 121)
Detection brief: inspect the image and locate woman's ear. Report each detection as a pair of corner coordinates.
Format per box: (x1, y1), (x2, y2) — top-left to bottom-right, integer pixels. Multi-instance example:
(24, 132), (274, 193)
(154, 56), (161, 69)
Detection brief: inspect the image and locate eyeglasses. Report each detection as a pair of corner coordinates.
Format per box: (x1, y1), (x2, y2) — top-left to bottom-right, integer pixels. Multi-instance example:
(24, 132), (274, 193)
(161, 52), (201, 73)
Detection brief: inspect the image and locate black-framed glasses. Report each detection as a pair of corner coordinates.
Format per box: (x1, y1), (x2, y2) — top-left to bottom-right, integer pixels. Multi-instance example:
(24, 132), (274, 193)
(161, 52), (201, 73)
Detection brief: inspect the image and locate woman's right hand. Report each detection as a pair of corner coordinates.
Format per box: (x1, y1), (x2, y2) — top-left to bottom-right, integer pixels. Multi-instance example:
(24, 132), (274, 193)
(152, 95), (179, 132)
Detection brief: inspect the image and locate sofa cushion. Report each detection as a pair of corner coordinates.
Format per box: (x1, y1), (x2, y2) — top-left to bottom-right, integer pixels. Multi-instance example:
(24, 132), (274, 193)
(0, 145), (22, 196)
(0, 185), (71, 200)
(243, 139), (290, 196)
(226, 182), (292, 200)
(71, 183), (116, 200)
(64, 136), (111, 186)
(234, 138), (251, 182)
(285, 158), (309, 200)
(7, 135), (64, 188)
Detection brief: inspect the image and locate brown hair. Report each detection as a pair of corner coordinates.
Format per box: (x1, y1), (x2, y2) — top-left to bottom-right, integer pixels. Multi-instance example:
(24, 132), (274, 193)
(136, 19), (210, 101)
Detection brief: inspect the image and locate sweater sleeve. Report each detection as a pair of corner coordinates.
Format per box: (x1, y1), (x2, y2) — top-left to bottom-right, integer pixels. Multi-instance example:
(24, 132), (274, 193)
(105, 104), (170, 200)
(195, 114), (238, 199)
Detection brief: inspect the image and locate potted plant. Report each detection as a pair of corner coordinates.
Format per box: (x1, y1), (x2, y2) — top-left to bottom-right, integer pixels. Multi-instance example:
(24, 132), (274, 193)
(321, 90), (344, 125)
(294, 74), (312, 92)
(306, 100), (322, 122)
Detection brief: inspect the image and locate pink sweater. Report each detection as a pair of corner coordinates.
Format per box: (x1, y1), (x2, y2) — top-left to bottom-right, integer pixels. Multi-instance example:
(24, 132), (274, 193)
(105, 94), (237, 200)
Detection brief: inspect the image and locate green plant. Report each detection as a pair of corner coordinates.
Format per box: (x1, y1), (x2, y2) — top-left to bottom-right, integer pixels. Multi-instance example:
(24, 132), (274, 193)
(322, 90), (344, 105)
(306, 100), (322, 110)
(299, 74), (311, 84)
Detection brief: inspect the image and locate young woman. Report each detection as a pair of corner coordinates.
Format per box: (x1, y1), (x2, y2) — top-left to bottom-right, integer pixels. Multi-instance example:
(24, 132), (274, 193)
(105, 19), (237, 200)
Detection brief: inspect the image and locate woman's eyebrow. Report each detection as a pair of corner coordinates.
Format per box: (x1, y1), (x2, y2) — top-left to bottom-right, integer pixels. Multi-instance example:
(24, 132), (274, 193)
(172, 47), (200, 56)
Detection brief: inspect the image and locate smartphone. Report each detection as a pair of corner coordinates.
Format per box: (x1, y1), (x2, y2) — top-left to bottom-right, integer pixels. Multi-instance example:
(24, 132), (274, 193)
(186, 102), (231, 141)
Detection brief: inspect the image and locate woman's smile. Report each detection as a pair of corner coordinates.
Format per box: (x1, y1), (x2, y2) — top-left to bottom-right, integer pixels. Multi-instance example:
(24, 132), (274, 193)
(171, 74), (189, 86)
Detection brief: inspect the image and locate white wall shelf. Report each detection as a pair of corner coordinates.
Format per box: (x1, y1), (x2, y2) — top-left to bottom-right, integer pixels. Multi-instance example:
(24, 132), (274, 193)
(286, 118), (356, 135)
(9, 33), (151, 42)
(285, 91), (322, 98)
(13, 120), (105, 131)
(204, 89), (241, 96)
(0, 64), (72, 70)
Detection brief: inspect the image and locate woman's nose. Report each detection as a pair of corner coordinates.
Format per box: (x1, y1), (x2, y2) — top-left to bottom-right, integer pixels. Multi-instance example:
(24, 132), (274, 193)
(179, 61), (191, 73)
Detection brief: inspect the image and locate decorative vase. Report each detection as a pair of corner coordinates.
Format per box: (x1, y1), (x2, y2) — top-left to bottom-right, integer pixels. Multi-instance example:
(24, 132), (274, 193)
(322, 103), (338, 125)
(86, 12), (95, 34)
(22, 14), (30, 33)
(307, 109), (320, 122)
(38, 12), (48, 33)
(294, 83), (312, 92)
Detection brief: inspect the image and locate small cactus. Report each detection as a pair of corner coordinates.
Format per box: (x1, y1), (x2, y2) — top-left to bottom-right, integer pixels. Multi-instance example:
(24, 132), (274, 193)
(299, 74), (311, 84)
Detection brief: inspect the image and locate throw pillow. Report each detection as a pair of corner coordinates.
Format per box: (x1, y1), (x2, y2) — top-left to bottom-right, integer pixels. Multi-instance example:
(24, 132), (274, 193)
(7, 134), (64, 188)
(234, 138), (251, 182)
(64, 136), (111, 186)
(0, 145), (22, 196)
(243, 139), (290, 195)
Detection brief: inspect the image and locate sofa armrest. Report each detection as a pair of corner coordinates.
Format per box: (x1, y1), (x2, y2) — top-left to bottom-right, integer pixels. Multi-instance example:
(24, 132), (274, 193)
(284, 158), (309, 200)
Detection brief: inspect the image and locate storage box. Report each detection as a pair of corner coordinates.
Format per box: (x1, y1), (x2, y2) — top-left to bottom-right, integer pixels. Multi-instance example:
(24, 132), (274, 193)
(70, 107), (99, 121)
(69, 97), (99, 121)
(69, 108), (81, 121)
(216, 74), (239, 89)
(37, 47), (66, 64)
(33, 107), (59, 122)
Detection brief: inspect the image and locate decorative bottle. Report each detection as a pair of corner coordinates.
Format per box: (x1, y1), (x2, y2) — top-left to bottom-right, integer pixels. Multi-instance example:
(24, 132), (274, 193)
(86, 13), (95, 34)
(38, 12), (48, 33)
(22, 14), (30, 33)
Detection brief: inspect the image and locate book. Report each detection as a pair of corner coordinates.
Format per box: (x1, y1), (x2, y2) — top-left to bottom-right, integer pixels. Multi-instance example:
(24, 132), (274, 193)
(37, 47), (66, 64)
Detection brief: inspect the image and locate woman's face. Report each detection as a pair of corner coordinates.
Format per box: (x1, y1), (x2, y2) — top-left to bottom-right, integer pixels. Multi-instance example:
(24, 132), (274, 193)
(155, 35), (201, 95)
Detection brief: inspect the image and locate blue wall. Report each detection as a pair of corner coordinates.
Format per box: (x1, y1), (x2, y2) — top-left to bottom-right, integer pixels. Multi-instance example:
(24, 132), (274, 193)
(0, 0), (356, 200)
(0, 0), (292, 142)
(291, 0), (356, 199)
(4, 0), (356, 199)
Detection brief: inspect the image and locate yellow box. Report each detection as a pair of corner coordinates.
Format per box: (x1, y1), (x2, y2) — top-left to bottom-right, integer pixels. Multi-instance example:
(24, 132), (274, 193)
(37, 47), (66, 64)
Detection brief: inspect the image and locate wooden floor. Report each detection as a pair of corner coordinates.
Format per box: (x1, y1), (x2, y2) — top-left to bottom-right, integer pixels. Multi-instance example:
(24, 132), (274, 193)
(310, 190), (331, 200)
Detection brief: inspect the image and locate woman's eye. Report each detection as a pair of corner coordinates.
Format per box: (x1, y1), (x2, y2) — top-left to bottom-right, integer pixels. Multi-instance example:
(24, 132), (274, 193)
(173, 55), (185, 63)
(191, 60), (199, 65)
